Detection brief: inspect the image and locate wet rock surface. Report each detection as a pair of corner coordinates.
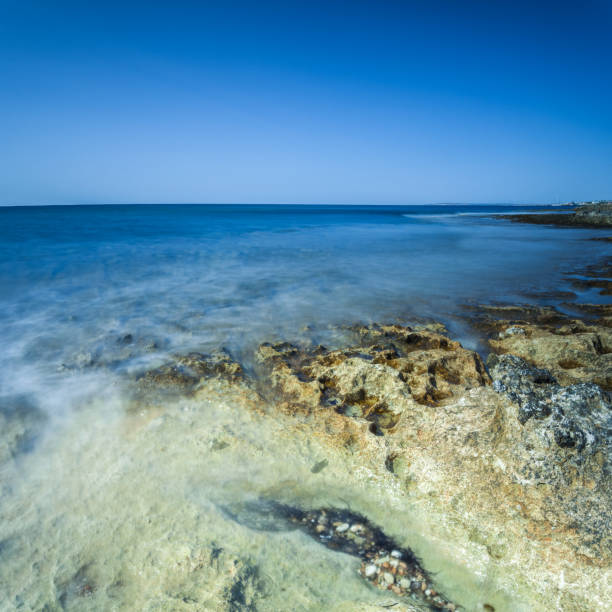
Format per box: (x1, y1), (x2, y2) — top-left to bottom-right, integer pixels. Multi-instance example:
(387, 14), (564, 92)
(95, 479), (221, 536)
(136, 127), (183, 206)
(466, 303), (612, 389)
(5, 313), (611, 611)
(0, 395), (47, 465)
(250, 317), (612, 609)
(222, 499), (456, 610)
(135, 350), (245, 395)
(564, 255), (612, 296)
(497, 201), (612, 227)
(256, 324), (490, 430)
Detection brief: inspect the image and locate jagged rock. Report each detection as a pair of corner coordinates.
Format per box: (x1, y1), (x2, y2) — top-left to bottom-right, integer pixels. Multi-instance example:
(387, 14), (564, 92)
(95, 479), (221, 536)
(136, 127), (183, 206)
(483, 353), (611, 559)
(252, 319), (612, 609)
(489, 321), (612, 390)
(136, 350), (244, 394)
(488, 353), (611, 447)
(463, 302), (612, 389)
(256, 324), (490, 431)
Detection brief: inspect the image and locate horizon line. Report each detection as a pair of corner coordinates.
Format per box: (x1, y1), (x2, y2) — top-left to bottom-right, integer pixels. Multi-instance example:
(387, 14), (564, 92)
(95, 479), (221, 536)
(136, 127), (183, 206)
(0, 201), (579, 208)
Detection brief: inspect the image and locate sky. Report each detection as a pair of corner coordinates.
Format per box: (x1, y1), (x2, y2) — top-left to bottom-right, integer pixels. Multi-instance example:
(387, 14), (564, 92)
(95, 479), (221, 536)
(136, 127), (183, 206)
(1, 0), (611, 205)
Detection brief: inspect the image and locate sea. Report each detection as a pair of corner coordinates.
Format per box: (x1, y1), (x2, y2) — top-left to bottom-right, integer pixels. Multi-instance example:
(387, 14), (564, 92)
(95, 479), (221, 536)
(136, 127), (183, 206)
(0, 204), (609, 611)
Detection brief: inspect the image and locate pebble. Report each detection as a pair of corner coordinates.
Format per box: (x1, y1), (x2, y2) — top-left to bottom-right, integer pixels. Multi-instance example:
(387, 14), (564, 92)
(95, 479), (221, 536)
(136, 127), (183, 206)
(335, 523), (349, 532)
(391, 549), (402, 558)
(364, 564), (378, 578)
(381, 572), (395, 586)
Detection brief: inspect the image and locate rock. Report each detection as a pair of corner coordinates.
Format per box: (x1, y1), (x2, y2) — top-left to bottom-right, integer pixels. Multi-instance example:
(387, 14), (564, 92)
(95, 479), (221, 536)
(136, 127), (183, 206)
(481, 352), (612, 558)
(464, 302), (612, 389)
(496, 201), (612, 227)
(251, 318), (612, 610)
(381, 571), (395, 586)
(573, 201), (612, 225)
(364, 564), (378, 578)
(489, 320), (612, 390)
(0, 395), (47, 465)
(136, 350), (245, 395)
(255, 324), (490, 431)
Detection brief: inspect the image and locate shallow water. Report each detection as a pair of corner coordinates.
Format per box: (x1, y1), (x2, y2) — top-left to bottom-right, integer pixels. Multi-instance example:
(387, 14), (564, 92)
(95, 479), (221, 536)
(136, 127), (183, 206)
(0, 204), (609, 610)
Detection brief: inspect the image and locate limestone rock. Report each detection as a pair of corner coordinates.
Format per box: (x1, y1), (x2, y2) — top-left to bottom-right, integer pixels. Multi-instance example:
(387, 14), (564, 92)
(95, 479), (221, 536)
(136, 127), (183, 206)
(136, 350), (245, 394)
(489, 321), (612, 390)
(255, 324), (491, 432)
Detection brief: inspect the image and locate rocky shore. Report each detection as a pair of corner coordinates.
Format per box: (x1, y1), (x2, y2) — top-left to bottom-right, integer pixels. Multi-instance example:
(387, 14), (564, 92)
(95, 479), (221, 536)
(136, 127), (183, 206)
(122, 304), (610, 610)
(497, 201), (612, 228)
(2, 305), (611, 610)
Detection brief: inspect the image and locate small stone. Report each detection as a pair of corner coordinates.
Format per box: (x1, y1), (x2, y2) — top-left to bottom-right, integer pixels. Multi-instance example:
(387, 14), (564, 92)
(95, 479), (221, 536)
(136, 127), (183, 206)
(399, 578), (410, 589)
(364, 564), (378, 578)
(391, 549), (402, 558)
(350, 523), (363, 532)
(381, 572), (395, 586)
(335, 523), (349, 533)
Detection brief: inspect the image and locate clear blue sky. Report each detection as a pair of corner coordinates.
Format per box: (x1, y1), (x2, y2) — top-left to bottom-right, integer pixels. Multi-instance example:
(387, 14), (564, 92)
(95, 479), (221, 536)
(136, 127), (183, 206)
(1, 0), (611, 205)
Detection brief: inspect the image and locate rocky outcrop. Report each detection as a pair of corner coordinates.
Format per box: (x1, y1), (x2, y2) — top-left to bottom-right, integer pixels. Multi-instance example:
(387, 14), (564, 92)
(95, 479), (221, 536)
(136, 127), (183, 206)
(574, 201), (612, 225)
(136, 350), (245, 395)
(497, 201), (612, 227)
(464, 303), (612, 389)
(114, 319), (611, 610)
(250, 319), (612, 609)
(256, 324), (490, 432)
(486, 353), (611, 558)
(489, 320), (612, 389)
(476, 306), (612, 389)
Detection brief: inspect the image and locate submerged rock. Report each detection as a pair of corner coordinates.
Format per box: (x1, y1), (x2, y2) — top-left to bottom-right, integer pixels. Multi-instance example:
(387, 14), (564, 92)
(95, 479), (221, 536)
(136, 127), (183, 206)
(136, 350), (245, 394)
(221, 499), (457, 611)
(54, 315), (608, 610)
(0, 395), (47, 465)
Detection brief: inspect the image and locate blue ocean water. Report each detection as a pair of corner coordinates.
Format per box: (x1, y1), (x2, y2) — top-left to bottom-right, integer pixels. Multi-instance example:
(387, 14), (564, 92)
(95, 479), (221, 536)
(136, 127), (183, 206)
(0, 204), (608, 413)
(0, 204), (610, 611)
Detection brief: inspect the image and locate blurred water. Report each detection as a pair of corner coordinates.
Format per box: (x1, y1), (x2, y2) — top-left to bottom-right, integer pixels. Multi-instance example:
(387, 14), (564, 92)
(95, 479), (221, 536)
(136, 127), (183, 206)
(0, 204), (608, 410)
(0, 204), (609, 610)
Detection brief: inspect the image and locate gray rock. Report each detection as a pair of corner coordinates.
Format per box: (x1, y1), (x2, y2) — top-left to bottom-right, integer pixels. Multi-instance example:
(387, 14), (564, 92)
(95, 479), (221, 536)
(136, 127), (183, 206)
(487, 353), (611, 452)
